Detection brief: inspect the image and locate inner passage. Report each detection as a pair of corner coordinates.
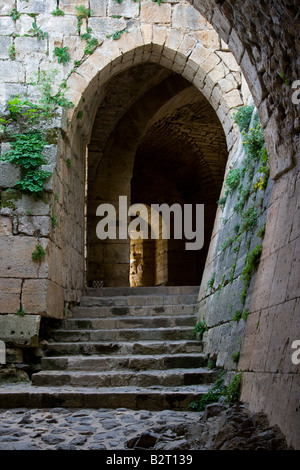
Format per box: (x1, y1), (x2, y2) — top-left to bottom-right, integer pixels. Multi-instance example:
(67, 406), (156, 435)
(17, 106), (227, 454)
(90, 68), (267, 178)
(86, 63), (228, 288)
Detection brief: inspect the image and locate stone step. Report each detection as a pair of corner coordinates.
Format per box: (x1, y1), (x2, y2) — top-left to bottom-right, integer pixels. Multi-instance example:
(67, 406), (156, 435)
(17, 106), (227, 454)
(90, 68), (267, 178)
(51, 327), (197, 343)
(84, 286), (199, 297)
(45, 340), (204, 357)
(79, 294), (198, 308)
(61, 315), (197, 330)
(71, 304), (196, 318)
(0, 383), (212, 411)
(41, 353), (208, 372)
(31, 368), (218, 388)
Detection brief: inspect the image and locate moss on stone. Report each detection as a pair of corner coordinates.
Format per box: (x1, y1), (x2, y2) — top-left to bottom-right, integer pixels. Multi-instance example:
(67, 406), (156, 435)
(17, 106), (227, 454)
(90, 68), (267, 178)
(1, 189), (22, 210)
(45, 128), (59, 145)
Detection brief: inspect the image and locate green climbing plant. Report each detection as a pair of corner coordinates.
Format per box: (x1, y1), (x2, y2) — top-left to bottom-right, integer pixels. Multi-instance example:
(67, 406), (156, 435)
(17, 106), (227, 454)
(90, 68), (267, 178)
(0, 132), (52, 197)
(53, 46), (71, 65)
(189, 371), (242, 411)
(31, 244), (47, 261)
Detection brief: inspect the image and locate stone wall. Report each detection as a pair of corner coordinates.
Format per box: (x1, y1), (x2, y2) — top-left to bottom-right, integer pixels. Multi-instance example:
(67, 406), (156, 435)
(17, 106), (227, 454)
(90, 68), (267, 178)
(188, 0), (300, 450)
(0, 0), (248, 374)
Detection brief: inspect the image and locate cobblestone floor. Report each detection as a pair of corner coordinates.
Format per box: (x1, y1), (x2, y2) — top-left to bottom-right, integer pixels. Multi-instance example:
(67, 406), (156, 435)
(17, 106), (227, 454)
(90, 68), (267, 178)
(0, 407), (201, 450)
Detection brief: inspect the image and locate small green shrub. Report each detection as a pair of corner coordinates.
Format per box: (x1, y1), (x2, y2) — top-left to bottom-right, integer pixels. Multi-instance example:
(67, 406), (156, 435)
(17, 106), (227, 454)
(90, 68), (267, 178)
(9, 8), (21, 21)
(231, 351), (240, 364)
(53, 46), (71, 65)
(242, 124), (265, 162)
(232, 309), (242, 322)
(31, 244), (47, 261)
(52, 8), (65, 16)
(1, 132), (52, 197)
(26, 20), (48, 41)
(206, 273), (215, 290)
(8, 43), (16, 60)
(223, 372), (242, 404)
(75, 5), (92, 33)
(232, 105), (255, 133)
(189, 371), (225, 411)
(75, 5), (93, 19)
(194, 321), (208, 339)
(225, 168), (241, 194)
(241, 244), (262, 288)
(241, 308), (249, 321)
(256, 224), (266, 239)
(217, 196), (227, 211)
(17, 307), (25, 316)
(189, 372), (242, 411)
(106, 28), (128, 40)
(240, 205), (258, 233)
(51, 214), (58, 228)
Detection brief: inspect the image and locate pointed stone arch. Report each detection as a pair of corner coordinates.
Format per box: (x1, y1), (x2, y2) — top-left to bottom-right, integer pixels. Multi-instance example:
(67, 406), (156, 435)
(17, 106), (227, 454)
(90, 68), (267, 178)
(60, 29), (248, 289)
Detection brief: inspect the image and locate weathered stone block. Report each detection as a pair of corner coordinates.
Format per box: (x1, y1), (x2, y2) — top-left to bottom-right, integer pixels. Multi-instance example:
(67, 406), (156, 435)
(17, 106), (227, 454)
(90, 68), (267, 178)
(195, 29), (220, 49)
(0, 314), (41, 347)
(0, 161), (22, 189)
(108, 0), (139, 18)
(0, 236), (49, 279)
(17, 0), (57, 13)
(38, 15), (78, 34)
(0, 17), (15, 35)
(0, 216), (12, 236)
(90, 0), (107, 17)
(0, 278), (22, 314)
(0, 0), (15, 15)
(12, 194), (50, 216)
(172, 4), (206, 30)
(0, 60), (25, 83)
(15, 14), (33, 36)
(217, 51), (240, 72)
(0, 36), (12, 59)
(22, 279), (64, 318)
(141, 2), (171, 24)
(14, 36), (48, 54)
(269, 241), (294, 307)
(88, 17), (127, 39)
(18, 215), (51, 237)
(60, 0), (89, 14)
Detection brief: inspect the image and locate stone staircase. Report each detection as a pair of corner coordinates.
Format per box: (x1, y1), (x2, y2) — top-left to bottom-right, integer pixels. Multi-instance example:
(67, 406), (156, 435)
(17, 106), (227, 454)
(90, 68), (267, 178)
(1, 287), (218, 410)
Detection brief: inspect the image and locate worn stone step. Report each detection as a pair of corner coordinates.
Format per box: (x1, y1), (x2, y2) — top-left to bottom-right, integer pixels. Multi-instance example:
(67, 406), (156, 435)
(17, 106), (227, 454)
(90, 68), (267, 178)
(41, 353), (208, 372)
(84, 286), (199, 297)
(80, 294), (198, 308)
(51, 327), (197, 343)
(74, 304), (196, 317)
(61, 315), (197, 330)
(45, 340), (204, 357)
(31, 368), (218, 388)
(0, 383), (212, 411)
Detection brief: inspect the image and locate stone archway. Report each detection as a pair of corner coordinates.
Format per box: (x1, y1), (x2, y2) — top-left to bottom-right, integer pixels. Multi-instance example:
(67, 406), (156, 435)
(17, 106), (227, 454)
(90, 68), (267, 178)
(64, 35), (245, 289)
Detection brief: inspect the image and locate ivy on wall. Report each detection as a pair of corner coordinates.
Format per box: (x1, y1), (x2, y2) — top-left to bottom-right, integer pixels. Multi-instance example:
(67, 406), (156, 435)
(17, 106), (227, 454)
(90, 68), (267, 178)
(220, 106), (268, 303)
(1, 1), (168, 201)
(0, 70), (73, 200)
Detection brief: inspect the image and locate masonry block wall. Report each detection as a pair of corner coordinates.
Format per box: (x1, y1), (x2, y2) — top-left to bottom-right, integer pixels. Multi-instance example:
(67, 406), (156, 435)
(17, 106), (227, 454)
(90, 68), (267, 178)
(0, 0), (298, 449)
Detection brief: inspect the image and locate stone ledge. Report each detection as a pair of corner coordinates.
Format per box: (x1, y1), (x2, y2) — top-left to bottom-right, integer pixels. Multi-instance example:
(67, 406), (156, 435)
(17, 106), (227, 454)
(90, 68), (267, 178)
(0, 314), (41, 347)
